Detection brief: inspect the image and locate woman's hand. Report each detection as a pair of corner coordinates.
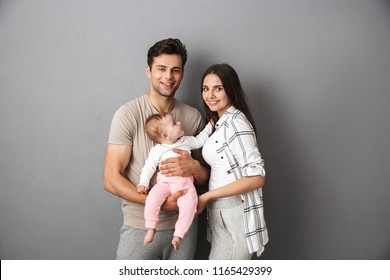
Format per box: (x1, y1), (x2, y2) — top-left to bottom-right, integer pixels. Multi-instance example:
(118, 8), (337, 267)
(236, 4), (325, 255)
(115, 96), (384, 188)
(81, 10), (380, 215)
(196, 193), (209, 215)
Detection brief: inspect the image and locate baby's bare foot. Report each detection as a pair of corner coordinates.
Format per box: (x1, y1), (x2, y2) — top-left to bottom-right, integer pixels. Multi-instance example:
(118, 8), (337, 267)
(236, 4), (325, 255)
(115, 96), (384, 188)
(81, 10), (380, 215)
(172, 236), (182, 251)
(144, 229), (156, 245)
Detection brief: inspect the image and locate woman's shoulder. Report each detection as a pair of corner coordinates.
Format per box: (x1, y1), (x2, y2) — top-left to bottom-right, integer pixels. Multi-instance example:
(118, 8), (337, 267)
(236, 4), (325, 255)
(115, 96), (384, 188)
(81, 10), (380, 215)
(227, 108), (252, 129)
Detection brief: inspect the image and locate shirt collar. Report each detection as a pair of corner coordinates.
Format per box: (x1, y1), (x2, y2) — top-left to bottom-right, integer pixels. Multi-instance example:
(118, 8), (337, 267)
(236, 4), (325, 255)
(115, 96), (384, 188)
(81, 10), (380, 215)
(215, 105), (237, 127)
(224, 105), (237, 115)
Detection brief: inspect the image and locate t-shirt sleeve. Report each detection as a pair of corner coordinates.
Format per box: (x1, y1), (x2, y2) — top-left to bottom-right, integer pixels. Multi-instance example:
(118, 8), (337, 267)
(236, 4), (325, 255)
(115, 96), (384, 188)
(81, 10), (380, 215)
(107, 105), (135, 146)
(194, 110), (206, 135)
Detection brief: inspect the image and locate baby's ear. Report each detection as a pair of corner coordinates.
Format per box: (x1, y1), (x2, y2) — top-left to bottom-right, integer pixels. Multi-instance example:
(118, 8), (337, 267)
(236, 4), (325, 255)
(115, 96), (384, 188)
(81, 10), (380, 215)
(161, 133), (169, 140)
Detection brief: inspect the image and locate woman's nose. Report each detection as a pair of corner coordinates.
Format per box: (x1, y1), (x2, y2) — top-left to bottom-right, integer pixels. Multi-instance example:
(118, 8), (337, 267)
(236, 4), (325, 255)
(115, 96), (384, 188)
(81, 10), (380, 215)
(208, 90), (215, 98)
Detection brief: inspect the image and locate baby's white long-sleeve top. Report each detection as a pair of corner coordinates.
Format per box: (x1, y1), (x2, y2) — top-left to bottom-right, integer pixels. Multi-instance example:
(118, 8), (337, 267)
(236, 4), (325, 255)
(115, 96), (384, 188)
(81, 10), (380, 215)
(138, 122), (213, 188)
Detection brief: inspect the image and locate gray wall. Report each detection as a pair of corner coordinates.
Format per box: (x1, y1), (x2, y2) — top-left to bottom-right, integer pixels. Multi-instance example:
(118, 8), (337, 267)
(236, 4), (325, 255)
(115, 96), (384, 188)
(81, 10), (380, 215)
(1, 0), (389, 260)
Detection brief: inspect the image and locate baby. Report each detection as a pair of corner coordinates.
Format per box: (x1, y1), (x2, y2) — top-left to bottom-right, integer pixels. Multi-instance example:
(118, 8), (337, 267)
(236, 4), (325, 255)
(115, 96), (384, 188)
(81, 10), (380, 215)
(137, 112), (212, 250)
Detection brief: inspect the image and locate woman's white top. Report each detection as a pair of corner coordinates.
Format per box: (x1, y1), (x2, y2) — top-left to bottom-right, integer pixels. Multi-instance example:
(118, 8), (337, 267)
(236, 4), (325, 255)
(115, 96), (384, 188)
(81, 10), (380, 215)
(202, 129), (237, 191)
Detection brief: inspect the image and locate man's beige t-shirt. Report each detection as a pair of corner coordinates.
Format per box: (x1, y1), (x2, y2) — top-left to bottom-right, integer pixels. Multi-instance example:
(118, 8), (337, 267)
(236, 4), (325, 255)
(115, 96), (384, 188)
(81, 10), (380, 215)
(108, 95), (204, 230)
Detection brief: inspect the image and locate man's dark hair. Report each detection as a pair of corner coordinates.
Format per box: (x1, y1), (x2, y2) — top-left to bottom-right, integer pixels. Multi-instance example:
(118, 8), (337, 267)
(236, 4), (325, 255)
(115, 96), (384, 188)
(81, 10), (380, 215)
(147, 38), (187, 69)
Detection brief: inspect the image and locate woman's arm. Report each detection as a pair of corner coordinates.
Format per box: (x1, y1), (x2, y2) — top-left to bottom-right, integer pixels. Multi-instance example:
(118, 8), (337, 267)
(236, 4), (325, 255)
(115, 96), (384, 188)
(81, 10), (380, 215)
(196, 175), (265, 214)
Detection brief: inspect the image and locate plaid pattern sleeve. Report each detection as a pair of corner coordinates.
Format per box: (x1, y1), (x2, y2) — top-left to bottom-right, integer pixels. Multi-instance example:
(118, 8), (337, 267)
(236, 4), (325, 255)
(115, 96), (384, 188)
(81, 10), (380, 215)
(220, 109), (265, 177)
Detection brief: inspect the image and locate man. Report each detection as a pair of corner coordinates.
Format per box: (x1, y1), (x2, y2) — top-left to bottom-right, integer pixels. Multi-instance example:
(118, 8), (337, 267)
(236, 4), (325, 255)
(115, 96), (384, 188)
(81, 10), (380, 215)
(104, 38), (209, 259)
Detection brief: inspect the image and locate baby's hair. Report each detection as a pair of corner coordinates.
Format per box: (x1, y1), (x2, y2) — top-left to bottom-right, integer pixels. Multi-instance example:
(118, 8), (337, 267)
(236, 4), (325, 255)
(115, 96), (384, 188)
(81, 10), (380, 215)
(145, 112), (170, 143)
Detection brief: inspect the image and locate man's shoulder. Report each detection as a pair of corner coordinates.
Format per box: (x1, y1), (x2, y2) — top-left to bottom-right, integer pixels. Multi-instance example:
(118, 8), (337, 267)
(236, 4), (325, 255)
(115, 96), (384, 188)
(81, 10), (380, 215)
(174, 100), (204, 135)
(121, 95), (147, 109)
(174, 99), (201, 114)
(115, 95), (149, 116)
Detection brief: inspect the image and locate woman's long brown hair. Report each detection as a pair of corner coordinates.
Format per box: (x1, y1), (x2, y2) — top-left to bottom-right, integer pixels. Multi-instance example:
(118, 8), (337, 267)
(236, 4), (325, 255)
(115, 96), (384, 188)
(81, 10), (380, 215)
(200, 63), (257, 135)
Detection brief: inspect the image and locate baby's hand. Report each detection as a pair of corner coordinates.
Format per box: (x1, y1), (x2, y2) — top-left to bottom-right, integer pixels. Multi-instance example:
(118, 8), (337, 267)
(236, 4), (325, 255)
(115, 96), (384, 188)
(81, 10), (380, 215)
(136, 185), (149, 194)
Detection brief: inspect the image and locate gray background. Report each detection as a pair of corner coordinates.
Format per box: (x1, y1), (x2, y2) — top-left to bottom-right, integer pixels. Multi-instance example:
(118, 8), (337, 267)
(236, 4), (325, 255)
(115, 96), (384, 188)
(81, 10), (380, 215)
(1, 0), (389, 260)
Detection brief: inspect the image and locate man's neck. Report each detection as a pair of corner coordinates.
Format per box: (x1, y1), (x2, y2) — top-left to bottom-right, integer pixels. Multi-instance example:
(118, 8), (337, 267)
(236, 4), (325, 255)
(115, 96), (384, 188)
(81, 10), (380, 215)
(146, 91), (175, 113)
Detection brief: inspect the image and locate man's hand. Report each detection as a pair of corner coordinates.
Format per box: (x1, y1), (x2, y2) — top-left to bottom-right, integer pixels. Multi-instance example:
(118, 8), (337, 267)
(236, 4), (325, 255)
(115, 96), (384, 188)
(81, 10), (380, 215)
(159, 149), (198, 177)
(161, 190), (187, 211)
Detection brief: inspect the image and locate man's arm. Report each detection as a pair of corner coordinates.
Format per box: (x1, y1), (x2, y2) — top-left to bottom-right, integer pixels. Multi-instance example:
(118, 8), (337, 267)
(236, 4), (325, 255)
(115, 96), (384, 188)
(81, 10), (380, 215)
(103, 144), (147, 204)
(103, 143), (184, 211)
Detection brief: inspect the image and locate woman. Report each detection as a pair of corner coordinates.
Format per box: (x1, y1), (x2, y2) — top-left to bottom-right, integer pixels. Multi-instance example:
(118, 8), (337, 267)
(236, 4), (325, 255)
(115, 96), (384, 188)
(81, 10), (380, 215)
(197, 63), (268, 259)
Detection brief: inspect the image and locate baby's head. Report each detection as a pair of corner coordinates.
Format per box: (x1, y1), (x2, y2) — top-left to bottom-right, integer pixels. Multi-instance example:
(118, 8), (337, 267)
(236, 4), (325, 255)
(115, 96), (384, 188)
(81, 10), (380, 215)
(145, 113), (184, 144)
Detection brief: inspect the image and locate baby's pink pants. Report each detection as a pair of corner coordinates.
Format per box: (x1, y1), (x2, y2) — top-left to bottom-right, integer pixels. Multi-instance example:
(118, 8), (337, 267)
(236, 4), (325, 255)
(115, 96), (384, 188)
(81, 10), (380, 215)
(144, 173), (198, 238)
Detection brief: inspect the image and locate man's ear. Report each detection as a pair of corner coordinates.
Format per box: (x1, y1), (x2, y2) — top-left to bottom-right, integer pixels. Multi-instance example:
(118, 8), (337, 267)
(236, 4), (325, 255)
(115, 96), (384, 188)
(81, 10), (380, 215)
(146, 65), (151, 78)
